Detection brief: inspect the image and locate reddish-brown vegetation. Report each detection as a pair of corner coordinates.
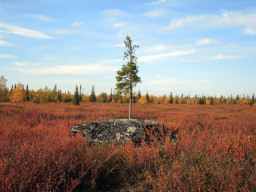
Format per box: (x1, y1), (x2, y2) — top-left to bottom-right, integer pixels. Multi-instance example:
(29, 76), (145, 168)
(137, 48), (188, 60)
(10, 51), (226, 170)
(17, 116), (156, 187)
(0, 102), (255, 191)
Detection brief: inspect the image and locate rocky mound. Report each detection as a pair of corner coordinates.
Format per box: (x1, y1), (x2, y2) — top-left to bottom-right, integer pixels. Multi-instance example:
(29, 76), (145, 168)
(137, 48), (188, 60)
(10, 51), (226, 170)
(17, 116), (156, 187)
(70, 119), (177, 145)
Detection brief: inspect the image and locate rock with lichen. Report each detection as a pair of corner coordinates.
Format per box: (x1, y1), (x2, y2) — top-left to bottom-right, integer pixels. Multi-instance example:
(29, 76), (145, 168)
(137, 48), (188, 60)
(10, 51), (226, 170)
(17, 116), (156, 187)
(70, 119), (177, 145)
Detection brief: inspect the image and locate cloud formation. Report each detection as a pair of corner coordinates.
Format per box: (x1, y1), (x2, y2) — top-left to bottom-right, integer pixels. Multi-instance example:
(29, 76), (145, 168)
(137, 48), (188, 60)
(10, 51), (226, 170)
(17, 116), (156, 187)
(243, 27), (256, 36)
(114, 43), (124, 47)
(0, 22), (52, 39)
(72, 22), (84, 27)
(163, 10), (256, 36)
(54, 29), (75, 35)
(211, 54), (244, 60)
(144, 9), (167, 17)
(25, 14), (56, 23)
(102, 9), (125, 16)
(148, 0), (166, 5)
(0, 54), (17, 58)
(101, 59), (123, 63)
(0, 40), (15, 46)
(113, 22), (128, 28)
(142, 44), (175, 53)
(140, 49), (197, 63)
(196, 38), (218, 45)
(9, 64), (117, 75)
(12, 61), (27, 66)
(150, 76), (208, 85)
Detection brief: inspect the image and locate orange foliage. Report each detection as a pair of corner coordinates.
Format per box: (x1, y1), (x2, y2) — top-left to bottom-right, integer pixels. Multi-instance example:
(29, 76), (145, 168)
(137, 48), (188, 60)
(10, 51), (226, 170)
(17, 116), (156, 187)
(10, 83), (26, 103)
(163, 96), (170, 103)
(137, 96), (148, 105)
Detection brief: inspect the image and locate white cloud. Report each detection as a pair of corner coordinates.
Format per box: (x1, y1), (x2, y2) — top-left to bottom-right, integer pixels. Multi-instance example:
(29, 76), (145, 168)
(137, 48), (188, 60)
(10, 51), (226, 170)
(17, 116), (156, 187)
(54, 29), (75, 35)
(164, 15), (206, 30)
(144, 9), (167, 17)
(143, 44), (171, 52)
(147, 0), (179, 6)
(150, 77), (177, 84)
(113, 22), (128, 28)
(0, 22), (52, 39)
(101, 59), (123, 63)
(0, 54), (17, 58)
(9, 64), (117, 75)
(72, 22), (84, 27)
(43, 78), (89, 86)
(117, 31), (125, 39)
(163, 10), (256, 36)
(196, 38), (219, 45)
(139, 49), (197, 63)
(25, 14), (56, 23)
(149, 0), (166, 5)
(243, 27), (256, 36)
(114, 43), (124, 47)
(0, 40), (15, 46)
(211, 54), (244, 60)
(150, 76), (208, 85)
(102, 9), (125, 16)
(12, 61), (28, 66)
(40, 56), (56, 61)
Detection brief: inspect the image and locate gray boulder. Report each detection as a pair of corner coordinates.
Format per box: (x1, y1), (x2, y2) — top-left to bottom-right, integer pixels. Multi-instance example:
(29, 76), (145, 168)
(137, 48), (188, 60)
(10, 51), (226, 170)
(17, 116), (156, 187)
(70, 119), (177, 145)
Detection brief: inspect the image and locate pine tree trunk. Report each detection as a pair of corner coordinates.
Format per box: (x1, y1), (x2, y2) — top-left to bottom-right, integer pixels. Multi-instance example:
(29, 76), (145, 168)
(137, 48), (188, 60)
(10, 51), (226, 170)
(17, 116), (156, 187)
(129, 85), (132, 120)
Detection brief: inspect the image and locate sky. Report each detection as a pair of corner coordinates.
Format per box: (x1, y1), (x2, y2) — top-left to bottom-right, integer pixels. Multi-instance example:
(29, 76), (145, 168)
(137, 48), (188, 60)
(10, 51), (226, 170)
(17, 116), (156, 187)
(0, 0), (255, 97)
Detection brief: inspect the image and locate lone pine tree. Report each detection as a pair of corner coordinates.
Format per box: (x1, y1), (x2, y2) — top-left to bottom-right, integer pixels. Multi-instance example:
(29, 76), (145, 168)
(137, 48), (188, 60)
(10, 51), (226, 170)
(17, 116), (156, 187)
(116, 35), (141, 119)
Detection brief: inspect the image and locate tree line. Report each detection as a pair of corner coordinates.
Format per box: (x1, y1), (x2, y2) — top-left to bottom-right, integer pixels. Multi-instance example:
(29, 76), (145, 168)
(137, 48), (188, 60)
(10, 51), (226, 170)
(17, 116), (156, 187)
(0, 75), (255, 106)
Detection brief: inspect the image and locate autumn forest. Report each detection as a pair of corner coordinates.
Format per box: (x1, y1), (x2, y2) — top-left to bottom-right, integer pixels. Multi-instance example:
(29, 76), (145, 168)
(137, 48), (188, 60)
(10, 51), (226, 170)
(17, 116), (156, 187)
(0, 76), (255, 106)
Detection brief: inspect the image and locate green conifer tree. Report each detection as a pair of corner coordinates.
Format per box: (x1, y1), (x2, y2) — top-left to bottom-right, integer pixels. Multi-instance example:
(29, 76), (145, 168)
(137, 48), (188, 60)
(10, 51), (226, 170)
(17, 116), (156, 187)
(138, 90), (141, 101)
(113, 89), (118, 103)
(79, 85), (82, 101)
(57, 90), (62, 102)
(10, 85), (13, 94)
(89, 85), (97, 102)
(175, 97), (179, 104)
(210, 97), (214, 105)
(249, 93), (255, 106)
(72, 85), (80, 105)
(109, 88), (113, 102)
(98, 92), (108, 103)
(169, 92), (173, 104)
(146, 91), (150, 103)
(26, 85), (29, 101)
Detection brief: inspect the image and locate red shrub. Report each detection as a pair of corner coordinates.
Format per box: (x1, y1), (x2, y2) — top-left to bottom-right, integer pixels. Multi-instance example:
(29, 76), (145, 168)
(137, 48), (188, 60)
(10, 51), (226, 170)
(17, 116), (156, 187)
(0, 102), (255, 191)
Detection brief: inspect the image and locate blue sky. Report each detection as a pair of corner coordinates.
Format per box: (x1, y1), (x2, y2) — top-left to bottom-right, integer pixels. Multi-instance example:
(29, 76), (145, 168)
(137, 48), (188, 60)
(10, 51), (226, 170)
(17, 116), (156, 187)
(0, 0), (255, 97)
